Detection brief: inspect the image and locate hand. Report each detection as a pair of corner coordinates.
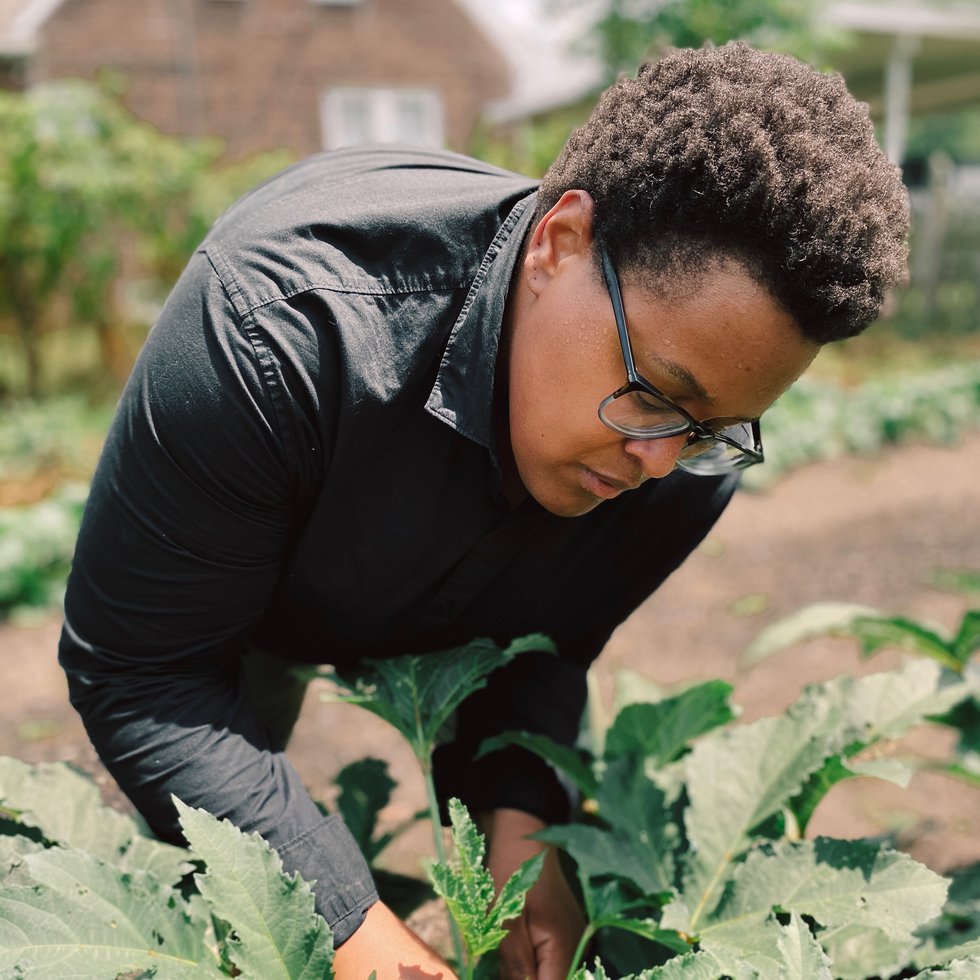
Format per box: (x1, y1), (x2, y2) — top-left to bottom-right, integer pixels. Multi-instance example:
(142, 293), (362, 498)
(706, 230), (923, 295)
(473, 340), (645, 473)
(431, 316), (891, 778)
(483, 809), (587, 980)
(332, 900), (458, 980)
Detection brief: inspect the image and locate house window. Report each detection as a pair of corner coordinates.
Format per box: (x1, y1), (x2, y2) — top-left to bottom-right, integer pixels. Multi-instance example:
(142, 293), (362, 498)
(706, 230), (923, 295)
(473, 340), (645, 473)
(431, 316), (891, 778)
(320, 87), (445, 149)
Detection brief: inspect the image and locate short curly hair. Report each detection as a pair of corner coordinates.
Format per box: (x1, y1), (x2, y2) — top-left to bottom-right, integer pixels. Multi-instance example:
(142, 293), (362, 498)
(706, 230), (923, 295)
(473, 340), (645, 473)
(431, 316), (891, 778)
(538, 42), (910, 343)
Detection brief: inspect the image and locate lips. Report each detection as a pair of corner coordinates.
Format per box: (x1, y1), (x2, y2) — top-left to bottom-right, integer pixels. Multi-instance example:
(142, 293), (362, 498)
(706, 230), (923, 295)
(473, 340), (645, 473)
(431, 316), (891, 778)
(582, 467), (640, 499)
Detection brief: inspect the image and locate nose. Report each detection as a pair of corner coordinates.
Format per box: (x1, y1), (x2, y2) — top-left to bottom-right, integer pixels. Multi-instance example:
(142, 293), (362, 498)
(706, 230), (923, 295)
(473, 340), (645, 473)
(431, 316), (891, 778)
(623, 434), (688, 480)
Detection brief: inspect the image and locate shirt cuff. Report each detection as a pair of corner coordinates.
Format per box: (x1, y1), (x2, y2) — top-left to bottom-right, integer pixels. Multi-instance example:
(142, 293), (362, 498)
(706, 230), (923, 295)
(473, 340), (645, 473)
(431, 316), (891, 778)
(276, 813), (379, 947)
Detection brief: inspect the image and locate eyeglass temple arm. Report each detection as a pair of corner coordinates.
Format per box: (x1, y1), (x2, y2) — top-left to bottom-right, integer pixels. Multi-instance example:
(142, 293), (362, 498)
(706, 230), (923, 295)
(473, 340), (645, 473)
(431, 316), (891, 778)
(599, 246), (640, 382)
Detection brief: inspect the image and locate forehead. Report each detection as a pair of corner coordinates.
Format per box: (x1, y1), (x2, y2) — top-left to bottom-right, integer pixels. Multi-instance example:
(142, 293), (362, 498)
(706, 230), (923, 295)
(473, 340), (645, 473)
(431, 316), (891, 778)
(616, 257), (818, 417)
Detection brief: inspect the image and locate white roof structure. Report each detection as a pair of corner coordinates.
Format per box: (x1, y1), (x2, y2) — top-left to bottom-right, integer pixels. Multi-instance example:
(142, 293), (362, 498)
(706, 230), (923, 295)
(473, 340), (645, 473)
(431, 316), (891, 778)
(0, 0), (63, 55)
(457, 0), (605, 123)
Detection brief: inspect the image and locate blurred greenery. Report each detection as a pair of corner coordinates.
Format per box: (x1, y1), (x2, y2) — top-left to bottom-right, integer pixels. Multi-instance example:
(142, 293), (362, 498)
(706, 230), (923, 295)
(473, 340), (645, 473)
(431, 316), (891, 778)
(0, 74), (293, 399)
(744, 359), (980, 489)
(0, 483), (87, 623)
(546, 0), (845, 82)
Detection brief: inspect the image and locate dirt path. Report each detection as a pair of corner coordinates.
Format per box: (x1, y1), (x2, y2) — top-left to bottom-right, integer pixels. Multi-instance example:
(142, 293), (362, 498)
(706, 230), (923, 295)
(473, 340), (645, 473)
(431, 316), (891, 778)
(2, 433), (979, 885)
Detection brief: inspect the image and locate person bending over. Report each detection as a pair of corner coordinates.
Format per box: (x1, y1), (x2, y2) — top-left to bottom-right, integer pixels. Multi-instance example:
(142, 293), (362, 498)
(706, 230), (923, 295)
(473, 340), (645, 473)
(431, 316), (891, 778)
(60, 41), (909, 980)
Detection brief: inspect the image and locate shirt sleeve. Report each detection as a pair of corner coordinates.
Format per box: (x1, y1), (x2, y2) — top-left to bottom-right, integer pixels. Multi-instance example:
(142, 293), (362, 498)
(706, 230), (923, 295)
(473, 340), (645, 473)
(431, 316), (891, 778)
(58, 251), (377, 945)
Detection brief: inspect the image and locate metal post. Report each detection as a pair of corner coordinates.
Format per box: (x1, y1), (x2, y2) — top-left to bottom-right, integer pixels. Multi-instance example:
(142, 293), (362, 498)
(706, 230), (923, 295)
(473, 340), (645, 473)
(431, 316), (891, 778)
(884, 34), (920, 165)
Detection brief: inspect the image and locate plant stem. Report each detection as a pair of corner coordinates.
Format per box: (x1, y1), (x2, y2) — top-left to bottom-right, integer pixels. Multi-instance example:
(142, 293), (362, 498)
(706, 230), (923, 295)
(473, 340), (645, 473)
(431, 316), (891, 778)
(566, 922), (597, 980)
(422, 759), (466, 972)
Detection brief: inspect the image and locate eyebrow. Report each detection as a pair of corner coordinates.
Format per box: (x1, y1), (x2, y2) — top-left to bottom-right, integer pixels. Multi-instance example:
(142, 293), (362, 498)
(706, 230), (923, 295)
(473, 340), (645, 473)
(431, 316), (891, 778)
(649, 352), (715, 404)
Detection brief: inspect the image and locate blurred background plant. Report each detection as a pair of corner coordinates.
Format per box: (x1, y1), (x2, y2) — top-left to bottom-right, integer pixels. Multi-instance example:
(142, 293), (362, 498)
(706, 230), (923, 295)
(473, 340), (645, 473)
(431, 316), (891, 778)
(0, 72), (293, 399)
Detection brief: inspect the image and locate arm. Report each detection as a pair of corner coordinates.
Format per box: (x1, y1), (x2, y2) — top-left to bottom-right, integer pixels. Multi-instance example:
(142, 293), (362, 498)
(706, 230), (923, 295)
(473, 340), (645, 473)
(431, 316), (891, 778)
(59, 252), (380, 945)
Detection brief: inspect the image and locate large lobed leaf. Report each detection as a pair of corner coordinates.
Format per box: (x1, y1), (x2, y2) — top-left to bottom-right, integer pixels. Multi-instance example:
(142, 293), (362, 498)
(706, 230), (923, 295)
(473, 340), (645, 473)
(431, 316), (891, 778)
(662, 660), (970, 936)
(786, 660), (977, 831)
(698, 913), (833, 980)
(672, 706), (837, 931)
(0, 841), (219, 978)
(702, 838), (948, 980)
(0, 756), (190, 885)
(175, 798), (333, 980)
(322, 634), (552, 762)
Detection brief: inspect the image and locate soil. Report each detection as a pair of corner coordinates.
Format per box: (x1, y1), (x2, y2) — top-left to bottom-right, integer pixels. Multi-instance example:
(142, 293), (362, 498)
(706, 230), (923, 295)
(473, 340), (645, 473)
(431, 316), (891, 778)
(2, 433), (979, 944)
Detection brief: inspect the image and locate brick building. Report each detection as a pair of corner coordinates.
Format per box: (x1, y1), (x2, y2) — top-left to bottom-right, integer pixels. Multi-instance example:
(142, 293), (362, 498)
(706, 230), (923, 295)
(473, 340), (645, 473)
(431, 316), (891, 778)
(1, 0), (512, 159)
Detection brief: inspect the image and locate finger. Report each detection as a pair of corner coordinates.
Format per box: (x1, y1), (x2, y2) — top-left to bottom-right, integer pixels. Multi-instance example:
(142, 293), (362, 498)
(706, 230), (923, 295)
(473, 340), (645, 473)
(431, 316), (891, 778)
(498, 915), (536, 980)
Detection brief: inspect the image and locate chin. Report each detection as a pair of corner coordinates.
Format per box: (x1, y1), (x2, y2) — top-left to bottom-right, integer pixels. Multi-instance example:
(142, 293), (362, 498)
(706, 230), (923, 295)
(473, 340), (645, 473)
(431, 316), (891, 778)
(533, 490), (604, 518)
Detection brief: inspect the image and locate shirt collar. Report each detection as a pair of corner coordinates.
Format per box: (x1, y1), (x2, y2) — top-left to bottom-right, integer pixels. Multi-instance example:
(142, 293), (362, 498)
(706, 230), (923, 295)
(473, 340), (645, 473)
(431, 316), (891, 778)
(424, 193), (537, 461)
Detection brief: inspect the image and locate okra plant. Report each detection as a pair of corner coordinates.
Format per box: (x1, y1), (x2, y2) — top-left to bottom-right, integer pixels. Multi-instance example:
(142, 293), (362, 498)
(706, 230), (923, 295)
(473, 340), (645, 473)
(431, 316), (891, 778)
(319, 634), (554, 976)
(0, 757), (334, 978)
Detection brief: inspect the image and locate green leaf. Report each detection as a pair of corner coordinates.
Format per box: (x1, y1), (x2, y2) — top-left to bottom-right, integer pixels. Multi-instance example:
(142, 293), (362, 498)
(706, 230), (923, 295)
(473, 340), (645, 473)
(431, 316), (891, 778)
(478, 731), (598, 798)
(175, 798), (334, 980)
(934, 696), (980, 755)
(674, 709), (836, 931)
(740, 602), (882, 669)
(775, 913), (834, 979)
(673, 659), (967, 934)
(786, 660), (976, 831)
(536, 755), (677, 902)
(0, 845), (218, 978)
(428, 798), (544, 964)
(603, 681), (735, 766)
(785, 756), (853, 835)
(647, 947), (753, 978)
(698, 913), (830, 979)
(702, 839), (948, 980)
(0, 757), (190, 886)
(914, 862), (980, 969)
(573, 877), (685, 951)
(850, 615), (960, 669)
(912, 957), (980, 978)
(830, 658), (975, 743)
(322, 635), (551, 763)
(952, 611), (980, 666)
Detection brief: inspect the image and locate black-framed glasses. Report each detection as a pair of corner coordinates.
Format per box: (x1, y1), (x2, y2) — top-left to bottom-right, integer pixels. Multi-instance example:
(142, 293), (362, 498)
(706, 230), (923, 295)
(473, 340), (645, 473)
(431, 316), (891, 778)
(597, 245), (764, 476)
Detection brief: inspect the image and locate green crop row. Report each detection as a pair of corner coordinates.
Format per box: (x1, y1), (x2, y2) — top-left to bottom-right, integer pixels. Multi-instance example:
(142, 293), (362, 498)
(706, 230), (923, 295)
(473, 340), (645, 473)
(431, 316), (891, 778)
(744, 360), (980, 488)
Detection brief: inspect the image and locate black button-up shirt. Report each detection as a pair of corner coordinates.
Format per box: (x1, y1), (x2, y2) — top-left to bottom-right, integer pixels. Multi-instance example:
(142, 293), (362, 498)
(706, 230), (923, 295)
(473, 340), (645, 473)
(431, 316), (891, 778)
(59, 146), (738, 943)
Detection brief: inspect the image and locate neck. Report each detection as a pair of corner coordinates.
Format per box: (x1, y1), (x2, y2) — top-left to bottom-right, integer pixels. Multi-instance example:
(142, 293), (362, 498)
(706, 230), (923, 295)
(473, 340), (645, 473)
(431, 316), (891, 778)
(494, 244), (531, 509)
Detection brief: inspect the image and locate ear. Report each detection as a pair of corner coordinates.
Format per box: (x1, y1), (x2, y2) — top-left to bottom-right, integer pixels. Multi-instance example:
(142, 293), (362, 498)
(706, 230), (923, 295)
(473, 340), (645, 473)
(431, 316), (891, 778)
(524, 190), (596, 297)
